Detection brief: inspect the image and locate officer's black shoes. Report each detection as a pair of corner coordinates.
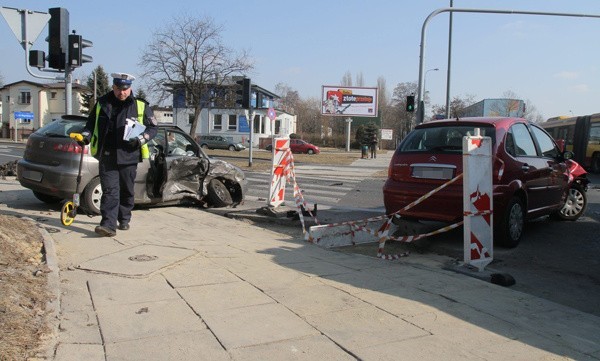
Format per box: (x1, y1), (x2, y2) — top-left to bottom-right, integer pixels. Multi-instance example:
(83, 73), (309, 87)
(95, 225), (116, 237)
(118, 223), (130, 231)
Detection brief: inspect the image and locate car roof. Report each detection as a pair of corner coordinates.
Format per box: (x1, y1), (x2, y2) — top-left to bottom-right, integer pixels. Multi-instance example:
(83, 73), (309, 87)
(417, 117), (528, 130)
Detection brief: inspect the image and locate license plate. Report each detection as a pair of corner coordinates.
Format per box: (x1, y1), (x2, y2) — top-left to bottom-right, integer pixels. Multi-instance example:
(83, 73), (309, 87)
(21, 169), (43, 182)
(411, 166), (454, 180)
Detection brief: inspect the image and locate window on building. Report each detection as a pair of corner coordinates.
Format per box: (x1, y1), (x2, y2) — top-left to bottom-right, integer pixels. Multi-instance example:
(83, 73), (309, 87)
(275, 120), (281, 135)
(18, 91), (31, 104)
(51, 92), (57, 99)
(228, 114), (237, 130)
(213, 114), (222, 130)
(188, 114), (194, 125)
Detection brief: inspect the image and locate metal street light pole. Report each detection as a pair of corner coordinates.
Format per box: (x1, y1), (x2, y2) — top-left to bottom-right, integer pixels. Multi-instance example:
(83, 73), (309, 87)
(423, 68), (439, 120)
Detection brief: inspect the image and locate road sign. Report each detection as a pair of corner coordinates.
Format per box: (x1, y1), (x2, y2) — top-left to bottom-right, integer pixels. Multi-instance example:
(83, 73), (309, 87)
(1, 7), (50, 48)
(267, 107), (276, 121)
(380, 128), (393, 140)
(14, 111), (34, 119)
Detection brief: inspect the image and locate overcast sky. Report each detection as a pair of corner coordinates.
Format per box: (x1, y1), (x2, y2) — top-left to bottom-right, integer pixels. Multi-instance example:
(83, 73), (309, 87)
(2, 0), (600, 119)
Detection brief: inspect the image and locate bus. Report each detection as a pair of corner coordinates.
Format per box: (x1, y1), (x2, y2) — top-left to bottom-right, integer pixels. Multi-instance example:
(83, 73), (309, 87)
(541, 114), (600, 173)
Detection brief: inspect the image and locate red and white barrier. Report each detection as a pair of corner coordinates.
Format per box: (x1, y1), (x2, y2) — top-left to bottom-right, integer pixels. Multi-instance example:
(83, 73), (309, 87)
(462, 131), (493, 271)
(268, 138), (291, 207)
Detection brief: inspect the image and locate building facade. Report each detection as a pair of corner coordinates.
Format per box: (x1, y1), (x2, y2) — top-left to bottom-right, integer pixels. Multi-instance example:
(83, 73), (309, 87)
(462, 98), (525, 118)
(0, 80), (87, 140)
(171, 82), (297, 147)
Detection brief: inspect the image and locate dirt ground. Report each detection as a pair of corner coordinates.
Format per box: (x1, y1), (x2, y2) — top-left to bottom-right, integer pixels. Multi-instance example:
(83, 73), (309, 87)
(0, 215), (53, 361)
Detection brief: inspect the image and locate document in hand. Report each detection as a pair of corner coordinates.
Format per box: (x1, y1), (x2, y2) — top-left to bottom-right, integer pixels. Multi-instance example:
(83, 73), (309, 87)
(123, 118), (146, 140)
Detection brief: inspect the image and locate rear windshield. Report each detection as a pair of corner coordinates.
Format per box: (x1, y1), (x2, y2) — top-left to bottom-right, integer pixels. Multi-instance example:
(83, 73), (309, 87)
(399, 125), (495, 153)
(35, 118), (86, 138)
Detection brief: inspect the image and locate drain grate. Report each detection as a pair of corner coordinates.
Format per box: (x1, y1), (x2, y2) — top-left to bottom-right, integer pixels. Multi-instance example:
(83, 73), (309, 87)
(128, 254), (158, 262)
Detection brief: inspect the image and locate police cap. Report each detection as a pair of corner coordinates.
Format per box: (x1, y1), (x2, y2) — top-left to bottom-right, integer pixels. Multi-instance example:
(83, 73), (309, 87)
(111, 72), (136, 90)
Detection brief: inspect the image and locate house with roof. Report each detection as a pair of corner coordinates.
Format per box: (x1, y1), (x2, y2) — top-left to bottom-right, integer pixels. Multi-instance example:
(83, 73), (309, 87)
(170, 80), (297, 147)
(0, 80), (87, 140)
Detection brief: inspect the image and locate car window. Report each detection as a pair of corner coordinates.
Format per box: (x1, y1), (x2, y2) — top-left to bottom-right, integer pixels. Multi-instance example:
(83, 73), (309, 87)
(399, 125), (495, 152)
(508, 123), (537, 156)
(168, 131), (194, 156)
(531, 125), (559, 158)
(36, 119), (85, 137)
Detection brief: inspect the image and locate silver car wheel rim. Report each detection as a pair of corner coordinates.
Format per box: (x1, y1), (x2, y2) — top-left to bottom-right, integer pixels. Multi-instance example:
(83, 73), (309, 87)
(91, 184), (103, 212)
(560, 188), (584, 217)
(508, 203), (524, 240)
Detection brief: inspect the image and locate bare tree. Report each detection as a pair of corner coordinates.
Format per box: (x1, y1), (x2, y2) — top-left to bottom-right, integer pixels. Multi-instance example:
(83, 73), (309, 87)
(391, 81), (418, 138)
(341, 71), (352, 86)
(355, 72), (364, 87)
(274, 82), (300, 114)
(139, 15), (253, 136)
(431, 94), (476, 119)
(0, 72), (4, 87)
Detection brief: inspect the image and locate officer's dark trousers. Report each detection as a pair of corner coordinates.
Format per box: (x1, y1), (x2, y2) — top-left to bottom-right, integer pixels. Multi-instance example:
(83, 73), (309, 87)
(99, 154), (137, 231)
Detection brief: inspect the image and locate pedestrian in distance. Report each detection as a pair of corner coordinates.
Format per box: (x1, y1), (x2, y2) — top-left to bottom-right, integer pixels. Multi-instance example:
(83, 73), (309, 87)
(370, 133), (378, 159)
(71, 73), (158, 237)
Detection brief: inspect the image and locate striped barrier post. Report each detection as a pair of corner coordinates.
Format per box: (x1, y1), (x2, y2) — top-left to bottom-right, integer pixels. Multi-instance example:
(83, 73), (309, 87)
(268, 138), (291, 207)
(463, 130), (493, 271)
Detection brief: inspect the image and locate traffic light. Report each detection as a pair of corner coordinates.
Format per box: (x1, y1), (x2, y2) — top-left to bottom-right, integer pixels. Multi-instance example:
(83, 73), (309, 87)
(29, 50), (46, 68)
(68, 34), (93, 67)
(48, 7), (69, 70)
(235, 78), (251, 109)
(406, 95), (415, 112)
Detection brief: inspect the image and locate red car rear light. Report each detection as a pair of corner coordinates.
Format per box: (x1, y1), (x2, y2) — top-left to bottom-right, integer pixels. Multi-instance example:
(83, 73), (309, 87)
(53, 143), (88, 154)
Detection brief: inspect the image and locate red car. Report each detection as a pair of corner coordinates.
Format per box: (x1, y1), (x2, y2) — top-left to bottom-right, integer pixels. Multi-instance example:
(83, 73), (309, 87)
(383, 117), (588, 248)
(266, 139), (320, 154)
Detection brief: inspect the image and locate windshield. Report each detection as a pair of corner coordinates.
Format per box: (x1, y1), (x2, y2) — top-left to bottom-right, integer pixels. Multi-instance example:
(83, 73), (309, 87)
(35, 118), (86, 138)
(399, 125), (495, 153)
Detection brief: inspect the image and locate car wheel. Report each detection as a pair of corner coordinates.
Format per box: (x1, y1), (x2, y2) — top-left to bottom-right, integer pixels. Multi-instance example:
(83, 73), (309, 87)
(32, 191), (62, 204)
(82, 177), (102, 215)
(201, 144), (209, 150)
(496, 196), (524, 248)
(307, 149), (315, 155)
(206, 179), (233, 207)
(552, 183), (587, 221)
(228, 145), (236, 151)
(591, 153), (600, 174)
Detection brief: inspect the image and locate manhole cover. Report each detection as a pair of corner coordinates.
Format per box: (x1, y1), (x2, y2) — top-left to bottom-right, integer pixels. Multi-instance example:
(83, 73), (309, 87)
(128, 254), (158, 262)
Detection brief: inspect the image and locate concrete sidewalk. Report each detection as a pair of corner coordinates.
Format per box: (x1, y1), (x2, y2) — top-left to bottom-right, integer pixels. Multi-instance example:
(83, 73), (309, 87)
(1, 178), (599, 360)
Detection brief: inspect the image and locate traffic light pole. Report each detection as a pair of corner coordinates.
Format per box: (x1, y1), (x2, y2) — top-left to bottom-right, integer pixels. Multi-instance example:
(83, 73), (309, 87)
(416, 7), (600, 125)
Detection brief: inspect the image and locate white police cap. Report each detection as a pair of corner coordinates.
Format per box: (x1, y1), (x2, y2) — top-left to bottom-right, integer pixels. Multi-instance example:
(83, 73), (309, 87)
(111, 72), (136, 89)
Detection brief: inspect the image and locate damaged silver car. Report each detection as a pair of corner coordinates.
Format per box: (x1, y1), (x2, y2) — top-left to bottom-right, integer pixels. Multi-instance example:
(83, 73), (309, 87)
(17, 116), (246, 215)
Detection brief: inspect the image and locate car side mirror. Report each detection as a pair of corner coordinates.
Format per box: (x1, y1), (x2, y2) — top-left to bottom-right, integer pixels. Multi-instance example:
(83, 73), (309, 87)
(563, 150), (574, 160)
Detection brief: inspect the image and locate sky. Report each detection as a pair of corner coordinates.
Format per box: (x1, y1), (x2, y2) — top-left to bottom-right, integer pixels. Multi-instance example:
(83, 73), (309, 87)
(2, 0), (600, 120)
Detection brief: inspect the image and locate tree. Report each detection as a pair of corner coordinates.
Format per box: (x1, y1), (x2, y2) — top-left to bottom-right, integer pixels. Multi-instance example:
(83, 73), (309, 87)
(431, 94), (476, 119)
(81, 65), (110, 113)
(341, 71), (352, 86)
(0, 72), (4, 87)
(391, 81), (419, 138)
(139, 15), (253, 136)
(274, 82), (300, 114)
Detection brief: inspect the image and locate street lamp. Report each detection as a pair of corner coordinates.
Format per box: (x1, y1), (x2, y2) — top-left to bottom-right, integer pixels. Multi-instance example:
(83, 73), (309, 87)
(423, 68), (439, 119)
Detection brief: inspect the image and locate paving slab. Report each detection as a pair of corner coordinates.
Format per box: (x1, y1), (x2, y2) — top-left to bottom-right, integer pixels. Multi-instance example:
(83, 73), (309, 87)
(303, 306), (430, 351)
(178, 281), (275, 313)
(96, 298), (205, 343)
(58, 310), (102, 344)
(162, 258), (240, 288)
(87, 275), (180, 307)
(202, 303), (319, 349)
(54, 344), (105, 361)
(105, 330), (230, 361)
(229, 334), (355, 361)
(77, 244), (196, 277)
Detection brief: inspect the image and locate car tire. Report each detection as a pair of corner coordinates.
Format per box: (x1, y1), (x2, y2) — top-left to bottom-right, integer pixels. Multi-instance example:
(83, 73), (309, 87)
(82, 177), (102, 215)
(307, 149), (315, 155)
(228, 145), (236, 151)
(32, 191), (62, 204)
(496, 196), (524, 248)
(201, 144), (209, 150)
(206, 179), (233, 207)
(551, 183), (587, 221)
(591, 153), (600, 174)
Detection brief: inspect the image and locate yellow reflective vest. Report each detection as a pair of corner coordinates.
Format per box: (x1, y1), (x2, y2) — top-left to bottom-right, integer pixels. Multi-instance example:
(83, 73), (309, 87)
(90, 99), (149, 159)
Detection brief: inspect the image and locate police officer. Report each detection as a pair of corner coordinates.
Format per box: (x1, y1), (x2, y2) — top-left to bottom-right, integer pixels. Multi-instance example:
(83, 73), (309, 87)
(72, 73), (157, 237)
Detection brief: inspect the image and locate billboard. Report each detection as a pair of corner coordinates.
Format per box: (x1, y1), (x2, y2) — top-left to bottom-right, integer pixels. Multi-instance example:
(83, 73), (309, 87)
(321, 86), (378, 117)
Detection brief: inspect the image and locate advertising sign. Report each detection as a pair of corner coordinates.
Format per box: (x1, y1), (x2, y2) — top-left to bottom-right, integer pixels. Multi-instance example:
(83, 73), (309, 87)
(321, 86), (378, 117)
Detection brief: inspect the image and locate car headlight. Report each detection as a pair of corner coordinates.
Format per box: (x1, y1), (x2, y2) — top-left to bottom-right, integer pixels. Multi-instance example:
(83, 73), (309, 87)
(234, 168), (245, 182)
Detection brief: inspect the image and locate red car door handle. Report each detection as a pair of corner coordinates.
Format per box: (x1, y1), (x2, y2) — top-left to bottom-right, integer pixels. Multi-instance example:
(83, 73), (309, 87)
(521, 164), (530, 172)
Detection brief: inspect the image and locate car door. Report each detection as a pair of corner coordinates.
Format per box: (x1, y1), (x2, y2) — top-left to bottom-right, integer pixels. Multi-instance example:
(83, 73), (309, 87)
(506, 123), (559, 214)
(530, 125), (568, 207)
(159, 130), (209, 202)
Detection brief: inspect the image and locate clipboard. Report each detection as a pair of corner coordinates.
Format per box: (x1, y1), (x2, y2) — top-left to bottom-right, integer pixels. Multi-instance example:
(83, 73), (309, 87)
(123, 118), (146, 140)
